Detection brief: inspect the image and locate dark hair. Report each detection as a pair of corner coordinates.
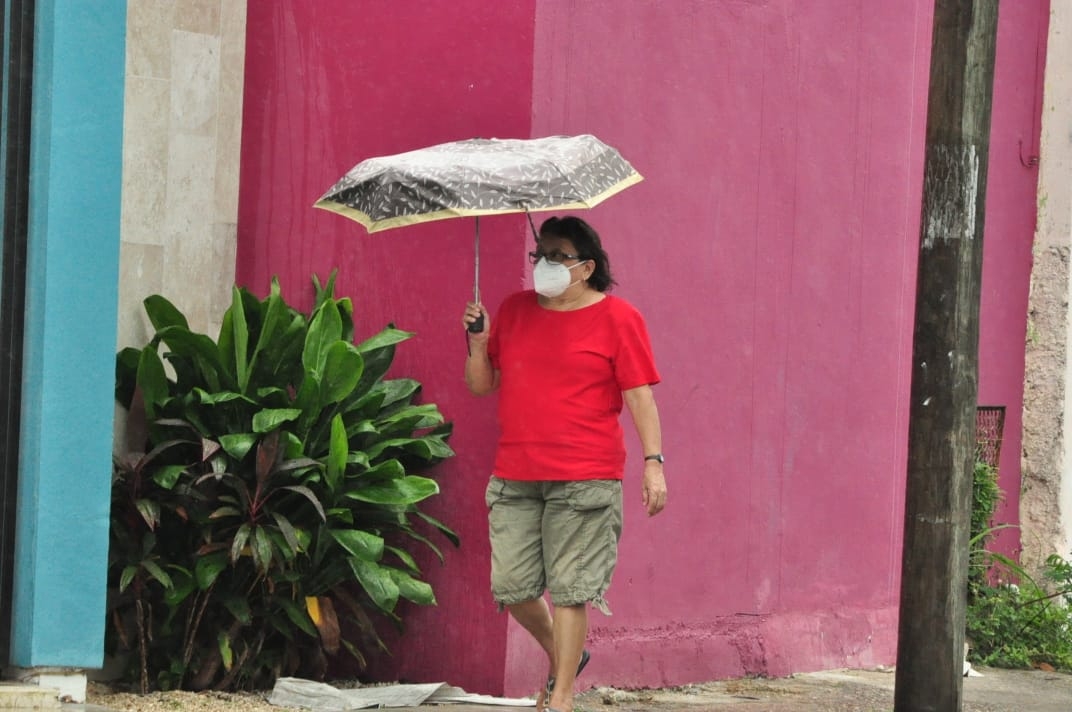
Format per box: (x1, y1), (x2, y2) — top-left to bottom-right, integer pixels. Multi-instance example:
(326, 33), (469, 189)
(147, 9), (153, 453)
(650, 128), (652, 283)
(538, 216), (616, 292)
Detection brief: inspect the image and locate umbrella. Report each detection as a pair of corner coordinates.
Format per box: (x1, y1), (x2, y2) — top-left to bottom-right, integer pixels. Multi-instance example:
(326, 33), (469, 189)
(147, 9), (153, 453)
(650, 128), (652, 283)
(314, 134), (642, 330)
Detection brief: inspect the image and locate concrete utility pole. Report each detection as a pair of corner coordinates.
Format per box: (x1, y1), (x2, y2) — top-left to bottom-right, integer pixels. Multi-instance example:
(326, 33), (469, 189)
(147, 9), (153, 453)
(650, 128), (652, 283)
(895, 2), (999, 710)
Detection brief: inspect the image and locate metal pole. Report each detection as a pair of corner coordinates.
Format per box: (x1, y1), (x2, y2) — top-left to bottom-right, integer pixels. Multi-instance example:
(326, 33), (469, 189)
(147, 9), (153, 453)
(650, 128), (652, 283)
(474, 215), (480, 306)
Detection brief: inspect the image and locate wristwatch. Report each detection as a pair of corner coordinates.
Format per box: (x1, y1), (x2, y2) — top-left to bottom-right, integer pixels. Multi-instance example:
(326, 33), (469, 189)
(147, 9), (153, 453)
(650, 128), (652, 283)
(644, 453), (665, 464)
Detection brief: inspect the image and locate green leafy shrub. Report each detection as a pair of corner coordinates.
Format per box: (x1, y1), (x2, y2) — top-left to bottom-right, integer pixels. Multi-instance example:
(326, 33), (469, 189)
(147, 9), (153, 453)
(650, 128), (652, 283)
(109, 274), (457, 692)
(966, 456), (1072, 671)
(968, 459), (1006, 601)
(966, 555), (1072, 671)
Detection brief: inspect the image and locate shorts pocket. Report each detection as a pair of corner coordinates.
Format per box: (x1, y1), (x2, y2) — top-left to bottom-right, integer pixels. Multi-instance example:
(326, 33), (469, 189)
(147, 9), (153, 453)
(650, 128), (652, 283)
(484, 476), (505, 509)
(564, 479), (621, 511)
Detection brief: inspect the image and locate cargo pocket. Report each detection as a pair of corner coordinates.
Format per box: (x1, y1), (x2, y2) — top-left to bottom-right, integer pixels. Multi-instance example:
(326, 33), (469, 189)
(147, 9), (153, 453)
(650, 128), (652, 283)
(564, 479), (620, 511)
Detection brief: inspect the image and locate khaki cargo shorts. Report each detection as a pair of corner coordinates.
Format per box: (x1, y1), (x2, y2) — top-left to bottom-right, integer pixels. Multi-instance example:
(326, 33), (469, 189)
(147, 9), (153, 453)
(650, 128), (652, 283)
(485, 476), (623, 614)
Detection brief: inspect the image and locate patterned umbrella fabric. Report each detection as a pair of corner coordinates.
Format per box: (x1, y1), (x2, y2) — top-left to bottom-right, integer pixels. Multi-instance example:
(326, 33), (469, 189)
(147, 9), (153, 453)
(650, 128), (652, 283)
(314, 134), (642, 232)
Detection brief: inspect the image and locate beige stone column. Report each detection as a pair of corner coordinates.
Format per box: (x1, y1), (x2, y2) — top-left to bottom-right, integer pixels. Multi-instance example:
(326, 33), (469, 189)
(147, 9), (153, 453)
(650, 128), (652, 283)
(1022, 2), (1072, 573)
(117, 0), (247, 349)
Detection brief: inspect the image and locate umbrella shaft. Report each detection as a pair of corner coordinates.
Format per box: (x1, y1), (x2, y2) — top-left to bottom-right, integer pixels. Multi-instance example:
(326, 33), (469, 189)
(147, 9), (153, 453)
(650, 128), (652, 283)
(474, 216), (480, 304)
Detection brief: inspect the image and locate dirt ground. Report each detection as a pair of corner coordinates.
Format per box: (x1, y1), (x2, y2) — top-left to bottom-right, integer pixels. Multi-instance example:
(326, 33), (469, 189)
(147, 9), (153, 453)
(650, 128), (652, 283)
(77, 666), (1072, 712)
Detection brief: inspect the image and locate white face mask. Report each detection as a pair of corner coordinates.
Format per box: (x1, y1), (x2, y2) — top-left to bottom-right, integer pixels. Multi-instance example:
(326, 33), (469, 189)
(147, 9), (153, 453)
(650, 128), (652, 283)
(533, 257), (587, 297)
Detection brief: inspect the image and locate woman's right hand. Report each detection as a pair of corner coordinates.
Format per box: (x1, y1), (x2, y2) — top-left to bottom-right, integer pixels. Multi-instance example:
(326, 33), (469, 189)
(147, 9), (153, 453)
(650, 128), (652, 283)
(463, 302), (490, 341)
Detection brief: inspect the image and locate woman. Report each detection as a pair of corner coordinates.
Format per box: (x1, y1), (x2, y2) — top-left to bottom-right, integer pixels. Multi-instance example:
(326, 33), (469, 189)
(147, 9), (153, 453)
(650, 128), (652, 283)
(462, 216), (667, 712)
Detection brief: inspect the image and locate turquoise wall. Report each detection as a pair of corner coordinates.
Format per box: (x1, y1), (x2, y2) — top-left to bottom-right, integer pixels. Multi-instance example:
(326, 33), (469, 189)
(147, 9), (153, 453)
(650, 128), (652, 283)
(11, 0), (124, 666)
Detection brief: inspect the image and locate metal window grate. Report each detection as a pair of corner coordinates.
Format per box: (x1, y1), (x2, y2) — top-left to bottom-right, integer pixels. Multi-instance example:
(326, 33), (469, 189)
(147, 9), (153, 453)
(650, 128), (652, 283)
(976, 405), (1005, 469)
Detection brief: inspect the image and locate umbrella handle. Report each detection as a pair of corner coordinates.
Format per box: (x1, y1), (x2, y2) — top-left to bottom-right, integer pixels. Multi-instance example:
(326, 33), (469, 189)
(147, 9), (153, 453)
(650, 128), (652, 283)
(468, 216), (484, 333)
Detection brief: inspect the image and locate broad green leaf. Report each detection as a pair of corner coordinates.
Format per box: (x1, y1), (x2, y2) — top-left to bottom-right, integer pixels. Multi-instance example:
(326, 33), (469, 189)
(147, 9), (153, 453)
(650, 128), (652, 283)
(219, 433), (256, 460)
(278, 597), (318, 637)
(163, 568), (196, 608)
(303, 301), (343, 374)
(348, 388), (387, 420)
(249, 280), (287, 373)
(218, 631), (233, 671)
(386, 545), (420, 574)
(156, 326), (226, 391)
(230, 523), (251, 563)
(293, 372), (321, 436)
(266, 314), (309, 382)
(252, 408), (301, 433)
(321, 342), (363, 404)
(346, 451), (371, 468)
(294, 526), (313, 554)
(356, 459), (406, 482)
(115, 347), (142, 408)
(402, 527), (445, 563)
(143, 294), (189, 331)
(282, 431), (304, 460)
(120, 565), (138, 593)
(276, 457), (320, 474)
(326, 414), (347, 493)
(348, 557), (400, 613)
(141, 559), (173, 589)
(209, 506), (242, 520)
(195, 552), (228, 590)
(223, 595), (252, 625)
(415, 511), (461, 548)
(364, 435), (453, 461)
(271, 511), (302, 556)
(194, 388), (248, 405)
(256, 386), (288, 400)
(265, 528), (296, 562)
(422, 435), (456, 460)
(136, 347), (169, 421)
(336, 297), (355, 342)
(389, 568), (436, 605)
(346, 476), (440, 505)
(217, 308), (235, 380)
(312, 271), (335, 310)
(378, 404), (444, 429)
(327, 508), (353, 525)
(350, 332), (406, 396)
(340, 639), (368, 668)
(363, 438), (428, 461)
(355, 327), (414, 354)
(281, 485), (327, 521)
(252, 525), (274, 573)
(345, 420), (378, 439)
(136, 498), (162, 529)
(227, 286), (250, 391)
(330, 529), (385, 561)
(378, 378), (421, 408)
(151, 464), (187, 490)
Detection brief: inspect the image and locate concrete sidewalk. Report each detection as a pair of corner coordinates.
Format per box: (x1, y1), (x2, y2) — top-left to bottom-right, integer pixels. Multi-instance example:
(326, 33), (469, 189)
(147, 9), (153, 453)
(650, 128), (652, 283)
(371, 667), (1072, 712)
(4, 666), (1069, 711)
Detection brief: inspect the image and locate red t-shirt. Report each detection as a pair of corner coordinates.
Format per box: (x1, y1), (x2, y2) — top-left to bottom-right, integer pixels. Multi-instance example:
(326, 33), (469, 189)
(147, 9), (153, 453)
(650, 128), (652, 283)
(487, 290), (660, 481)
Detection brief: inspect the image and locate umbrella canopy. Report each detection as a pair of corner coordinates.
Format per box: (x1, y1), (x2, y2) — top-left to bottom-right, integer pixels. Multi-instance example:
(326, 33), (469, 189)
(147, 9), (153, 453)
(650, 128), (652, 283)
(313, 134), (643, 232)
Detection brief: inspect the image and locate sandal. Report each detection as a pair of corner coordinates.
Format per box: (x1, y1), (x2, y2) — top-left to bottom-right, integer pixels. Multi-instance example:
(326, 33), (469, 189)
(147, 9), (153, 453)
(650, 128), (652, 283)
(545, 648), (590, 696)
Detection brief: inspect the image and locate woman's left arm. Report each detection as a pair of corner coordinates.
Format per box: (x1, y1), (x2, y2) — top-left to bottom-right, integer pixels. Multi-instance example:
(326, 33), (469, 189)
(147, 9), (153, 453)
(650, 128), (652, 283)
(623, 384), (667, 516)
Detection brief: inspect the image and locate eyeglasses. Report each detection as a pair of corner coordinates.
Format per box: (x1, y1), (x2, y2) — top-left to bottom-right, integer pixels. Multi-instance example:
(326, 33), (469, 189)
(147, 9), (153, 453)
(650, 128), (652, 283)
(528, 249), (582, 265)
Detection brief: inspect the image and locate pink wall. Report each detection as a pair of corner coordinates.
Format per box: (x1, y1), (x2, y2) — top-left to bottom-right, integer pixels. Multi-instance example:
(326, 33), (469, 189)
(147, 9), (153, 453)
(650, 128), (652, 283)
(524, 0), (932, 690)
(978, 0), (1050, 560)
(238, 1), (538, 695)
(238, 0), (1047, 697)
